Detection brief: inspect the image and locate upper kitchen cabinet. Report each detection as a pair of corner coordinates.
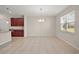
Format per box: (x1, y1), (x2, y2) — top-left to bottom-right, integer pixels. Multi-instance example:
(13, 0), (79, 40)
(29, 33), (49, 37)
(11, 18), (24, 26)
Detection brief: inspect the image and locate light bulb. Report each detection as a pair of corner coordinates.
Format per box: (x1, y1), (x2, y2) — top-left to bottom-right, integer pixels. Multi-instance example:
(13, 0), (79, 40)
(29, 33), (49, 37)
(6, 21), (9, 24)
(38, 18), (45, 22)
(38, 19), (42, 22)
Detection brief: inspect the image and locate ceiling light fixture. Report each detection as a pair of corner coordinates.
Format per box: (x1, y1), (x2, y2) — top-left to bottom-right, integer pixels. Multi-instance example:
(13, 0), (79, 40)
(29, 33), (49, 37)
(38, 18), (45, 22)
(6, 21), (9, 24)
(6, 8), (12, 14)
(38, 8), (45, 23)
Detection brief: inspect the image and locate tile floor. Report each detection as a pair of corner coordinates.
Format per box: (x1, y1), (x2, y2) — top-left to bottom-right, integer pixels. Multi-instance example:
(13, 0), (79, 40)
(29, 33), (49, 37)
(0, 37), (79, 54)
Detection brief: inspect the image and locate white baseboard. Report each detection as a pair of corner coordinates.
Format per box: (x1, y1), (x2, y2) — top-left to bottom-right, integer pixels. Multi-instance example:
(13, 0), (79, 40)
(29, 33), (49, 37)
(56, 36), (79, 50)
(0, 39), (11, 46)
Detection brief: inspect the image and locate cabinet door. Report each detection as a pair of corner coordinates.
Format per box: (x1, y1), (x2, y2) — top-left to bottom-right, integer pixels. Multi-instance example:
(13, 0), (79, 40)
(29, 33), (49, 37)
(11, 18), (24, 26)
(11, 30), (24, 37)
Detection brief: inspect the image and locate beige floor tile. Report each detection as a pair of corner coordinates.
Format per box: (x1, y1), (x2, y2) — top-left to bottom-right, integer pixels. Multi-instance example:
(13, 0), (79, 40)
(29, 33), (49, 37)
(0, 36), (79, 54)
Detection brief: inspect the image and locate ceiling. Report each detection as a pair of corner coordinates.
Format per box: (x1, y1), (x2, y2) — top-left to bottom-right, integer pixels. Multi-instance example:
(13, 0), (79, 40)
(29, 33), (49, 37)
(0, 5), (69, 17)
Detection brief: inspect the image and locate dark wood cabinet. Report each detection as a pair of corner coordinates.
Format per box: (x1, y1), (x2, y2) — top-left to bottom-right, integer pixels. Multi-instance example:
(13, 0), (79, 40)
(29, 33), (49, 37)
(11, 18), (24, 26)
(11, 30), (24, 37)
(11, 18), (24, 37)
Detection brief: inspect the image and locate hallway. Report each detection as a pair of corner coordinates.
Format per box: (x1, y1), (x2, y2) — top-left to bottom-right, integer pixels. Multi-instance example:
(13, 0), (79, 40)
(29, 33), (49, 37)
(0, 37), (78, 54)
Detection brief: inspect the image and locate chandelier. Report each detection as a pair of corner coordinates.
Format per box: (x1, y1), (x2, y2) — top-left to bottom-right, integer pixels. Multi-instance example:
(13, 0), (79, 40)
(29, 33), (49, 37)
(38, 8), (45, 23)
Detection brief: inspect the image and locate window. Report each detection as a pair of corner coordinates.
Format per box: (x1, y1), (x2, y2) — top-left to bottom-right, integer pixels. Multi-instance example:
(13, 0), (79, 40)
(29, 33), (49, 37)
(60, 11), (75, 33)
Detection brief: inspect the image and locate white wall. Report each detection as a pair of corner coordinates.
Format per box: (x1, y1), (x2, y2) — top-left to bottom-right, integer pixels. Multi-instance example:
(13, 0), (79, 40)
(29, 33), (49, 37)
(26, 16), (56, 37)
(0, 14), (11, 45)
(24, 16), (28, 37)
(56, 6), (79, 49)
